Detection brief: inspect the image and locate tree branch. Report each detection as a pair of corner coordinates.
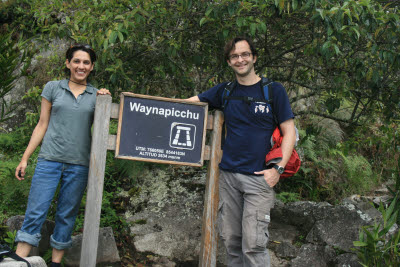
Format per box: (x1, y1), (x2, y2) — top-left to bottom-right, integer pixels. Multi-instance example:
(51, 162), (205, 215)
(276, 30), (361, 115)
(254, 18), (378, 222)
(296, 110), (357, 125)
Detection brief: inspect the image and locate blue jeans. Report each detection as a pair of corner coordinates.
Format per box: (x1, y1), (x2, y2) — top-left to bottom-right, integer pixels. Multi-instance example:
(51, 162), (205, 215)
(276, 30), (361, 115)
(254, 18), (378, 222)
(15, 158), (89, 250)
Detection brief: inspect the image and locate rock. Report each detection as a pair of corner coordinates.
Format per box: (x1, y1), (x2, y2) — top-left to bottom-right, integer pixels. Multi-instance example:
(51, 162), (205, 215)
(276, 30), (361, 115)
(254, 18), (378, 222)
(146, 255), (176, 267)
(124, 168), (207, 263)
(5, 217), (120, 266)
(120, 166), (395, 266)
(129, 204), (202, 262)
(0, 39), (68, 132)
(290, 244), (336, 267)
(64, 227), (120, 266)
(342, 195), (381, 221)
(0, 256), (46, 267)
(304, 203), (372, 251)
(6, 216), (55, 256)
(269, 220), (300, 246)
(372, 195), (393, 207)
(273, 241), (298, 259)
(333, 253), (362, 267)
(271, 201), (321, 232)
(270, 250), (290, 267)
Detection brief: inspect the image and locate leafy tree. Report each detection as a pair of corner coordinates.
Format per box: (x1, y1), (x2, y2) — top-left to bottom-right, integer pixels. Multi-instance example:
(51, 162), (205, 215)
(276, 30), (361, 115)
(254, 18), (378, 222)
(9, 0), (397, 126)
(199, 0), (399, 125)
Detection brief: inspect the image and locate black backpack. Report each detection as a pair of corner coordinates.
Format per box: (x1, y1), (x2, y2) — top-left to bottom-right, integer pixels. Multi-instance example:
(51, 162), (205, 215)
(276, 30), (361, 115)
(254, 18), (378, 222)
(219, 77), (281, 147)
(221, 76), (281, 128)
(221, 77), (275, 111)
(0, 244), (31, 267)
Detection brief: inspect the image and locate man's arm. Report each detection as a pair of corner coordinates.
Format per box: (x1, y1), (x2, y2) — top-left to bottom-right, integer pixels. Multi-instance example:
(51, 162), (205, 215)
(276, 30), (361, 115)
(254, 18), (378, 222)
(276, 118), (296, 167)
(186, 96), (200, 102)
(254, 118), (296, 187)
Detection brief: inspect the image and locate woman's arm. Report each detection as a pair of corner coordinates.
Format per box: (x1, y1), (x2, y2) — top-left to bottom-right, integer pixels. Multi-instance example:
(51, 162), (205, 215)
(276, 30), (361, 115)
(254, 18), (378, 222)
(15, 97), (52, 180)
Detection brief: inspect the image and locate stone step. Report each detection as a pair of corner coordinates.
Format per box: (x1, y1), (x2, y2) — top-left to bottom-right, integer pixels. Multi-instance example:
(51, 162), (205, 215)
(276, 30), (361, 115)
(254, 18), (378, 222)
(0, 256), (46, 267)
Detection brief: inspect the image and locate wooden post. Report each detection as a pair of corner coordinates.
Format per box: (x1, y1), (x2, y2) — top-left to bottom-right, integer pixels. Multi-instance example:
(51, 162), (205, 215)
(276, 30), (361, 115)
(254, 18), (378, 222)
(80, 95), (112, 267)
(199, 110), (224, 267)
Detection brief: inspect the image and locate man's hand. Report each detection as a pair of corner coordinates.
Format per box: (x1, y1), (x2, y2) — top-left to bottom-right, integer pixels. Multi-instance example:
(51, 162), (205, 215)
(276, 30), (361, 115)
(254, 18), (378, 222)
(254, 168), (280, 187)
(186, 96), (200, 102)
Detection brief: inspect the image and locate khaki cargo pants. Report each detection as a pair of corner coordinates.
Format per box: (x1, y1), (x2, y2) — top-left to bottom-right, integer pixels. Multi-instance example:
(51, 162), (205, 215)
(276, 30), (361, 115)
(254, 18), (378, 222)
(218, 170), (275, 267)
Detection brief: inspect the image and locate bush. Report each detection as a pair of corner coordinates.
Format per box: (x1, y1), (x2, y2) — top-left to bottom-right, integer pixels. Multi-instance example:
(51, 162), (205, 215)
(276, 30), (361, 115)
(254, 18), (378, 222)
(0, 159), (32, 222)
(353, 195), (400, 266)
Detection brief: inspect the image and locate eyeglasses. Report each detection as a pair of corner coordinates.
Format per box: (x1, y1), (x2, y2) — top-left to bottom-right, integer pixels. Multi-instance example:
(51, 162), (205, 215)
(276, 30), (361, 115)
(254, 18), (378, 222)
(229, 52), (252, 61)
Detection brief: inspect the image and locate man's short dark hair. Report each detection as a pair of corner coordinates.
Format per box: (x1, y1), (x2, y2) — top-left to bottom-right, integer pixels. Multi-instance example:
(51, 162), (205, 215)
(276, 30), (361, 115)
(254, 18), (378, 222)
(224, 36), (258, 61)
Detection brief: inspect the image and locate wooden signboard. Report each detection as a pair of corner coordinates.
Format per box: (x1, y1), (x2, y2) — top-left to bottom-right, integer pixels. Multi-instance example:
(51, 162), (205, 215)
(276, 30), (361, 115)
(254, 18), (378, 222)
(115, 93), (208, 166)
(81, 95), (222, 267)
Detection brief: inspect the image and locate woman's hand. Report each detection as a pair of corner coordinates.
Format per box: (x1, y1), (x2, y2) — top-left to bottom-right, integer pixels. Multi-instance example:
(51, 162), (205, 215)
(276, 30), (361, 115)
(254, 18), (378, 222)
(97, 88), (111, 95)
(15, 160), (28, 181)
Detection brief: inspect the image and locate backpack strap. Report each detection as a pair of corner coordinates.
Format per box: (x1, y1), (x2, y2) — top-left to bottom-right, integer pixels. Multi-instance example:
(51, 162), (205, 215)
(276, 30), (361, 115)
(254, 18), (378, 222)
(262, 77), (283, 135)
(0, 252), (31, 267)
(10, 253), (31, 266)
(221, 81), (236, 109)
(260, 77), (274, 111)
(222, 80), (268, 109)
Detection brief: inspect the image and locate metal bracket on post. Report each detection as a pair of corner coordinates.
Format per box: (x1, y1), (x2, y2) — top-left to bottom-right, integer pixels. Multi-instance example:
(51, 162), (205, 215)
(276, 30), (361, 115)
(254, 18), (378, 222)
(199, 110), (224, 267)
(80, 95), (112, 267)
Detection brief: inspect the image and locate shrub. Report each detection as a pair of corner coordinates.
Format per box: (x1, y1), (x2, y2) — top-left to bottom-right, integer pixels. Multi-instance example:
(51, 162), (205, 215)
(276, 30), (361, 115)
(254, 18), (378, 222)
(353, 195), (400, 266)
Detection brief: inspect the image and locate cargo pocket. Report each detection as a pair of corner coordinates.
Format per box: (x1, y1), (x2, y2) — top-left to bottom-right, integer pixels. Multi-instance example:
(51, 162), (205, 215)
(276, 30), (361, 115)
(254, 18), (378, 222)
(217, 201), (225, 240)
(256, 210), (270, 248)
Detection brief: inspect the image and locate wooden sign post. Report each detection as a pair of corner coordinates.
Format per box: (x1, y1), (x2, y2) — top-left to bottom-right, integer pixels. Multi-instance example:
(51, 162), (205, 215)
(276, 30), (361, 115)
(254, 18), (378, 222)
(199, 110), (224, 267)
(80, 95), (112, 267)
(80, 95), (223, 267)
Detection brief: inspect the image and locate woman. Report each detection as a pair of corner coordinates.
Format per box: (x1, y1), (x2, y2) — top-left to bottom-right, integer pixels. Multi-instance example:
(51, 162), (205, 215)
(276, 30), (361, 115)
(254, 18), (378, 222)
(14, 44), (110, 266)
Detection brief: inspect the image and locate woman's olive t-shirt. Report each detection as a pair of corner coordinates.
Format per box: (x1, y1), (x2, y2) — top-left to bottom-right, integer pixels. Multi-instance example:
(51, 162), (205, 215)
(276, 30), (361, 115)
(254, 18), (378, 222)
(38, 79), (98, 166)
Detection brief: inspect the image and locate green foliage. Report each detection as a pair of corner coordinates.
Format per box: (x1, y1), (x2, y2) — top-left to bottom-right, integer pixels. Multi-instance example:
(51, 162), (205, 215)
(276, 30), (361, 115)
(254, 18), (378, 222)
(0, 0), (36, 34)
(276, 192), (301, 203)
(2, 230), (17, 250)
(0, 115), (41, 224)
(202, 0), (399, 122)
(277, 116), (384, 202)
(0, 130), (30, 153)
(349, 123), (399, 180)
(5, 0), (399, 122)
(353, 195), (400, 266)
(294, 234), (306, 247)
(330, 148), (377, 194)
(0, 158), (33, 222)
(73, 152), (150, 236)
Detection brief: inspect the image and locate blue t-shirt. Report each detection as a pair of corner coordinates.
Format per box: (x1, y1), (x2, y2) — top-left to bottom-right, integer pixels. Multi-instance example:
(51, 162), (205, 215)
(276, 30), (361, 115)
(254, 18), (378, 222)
(198, 80), (294, 174)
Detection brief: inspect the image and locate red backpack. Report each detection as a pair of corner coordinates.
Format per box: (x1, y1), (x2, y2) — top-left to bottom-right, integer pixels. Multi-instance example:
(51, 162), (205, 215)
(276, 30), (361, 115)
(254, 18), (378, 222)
(265, 127), (301, 178)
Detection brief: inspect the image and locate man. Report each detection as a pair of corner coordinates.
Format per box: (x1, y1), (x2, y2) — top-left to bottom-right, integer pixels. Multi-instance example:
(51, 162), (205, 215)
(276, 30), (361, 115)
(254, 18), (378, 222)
(187, 36), (296, 266)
